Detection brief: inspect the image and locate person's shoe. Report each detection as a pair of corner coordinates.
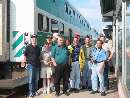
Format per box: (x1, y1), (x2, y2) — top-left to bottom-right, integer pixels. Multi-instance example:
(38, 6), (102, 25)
(81, 86), (87, 90)
(28, 96), (33, 98)
(74, 89), (80, 93)
(101, 92), (106, 96)
(88, 87), (92, 91)
(27, 94), (34, 98)
(47, 88), (50, 94)
(69, 88), (74, 92)
(35, 91), (41, 96)
(43, 89), (47, 94)
(63, 91), (70, 96)
(91, 90), (98, 94)
(55, 92), (60, 97)
(50, 86), (55, 92)
(105, 86), (109, 91)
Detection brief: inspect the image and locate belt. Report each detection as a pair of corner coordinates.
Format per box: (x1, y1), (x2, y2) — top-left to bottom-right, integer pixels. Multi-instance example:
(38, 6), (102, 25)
(97, 61), (104, 63)
(85, 58), (91, 60)
(93, 60), (104, 64)
(72, 60), (78, 63)
(72, 59), (78, 62)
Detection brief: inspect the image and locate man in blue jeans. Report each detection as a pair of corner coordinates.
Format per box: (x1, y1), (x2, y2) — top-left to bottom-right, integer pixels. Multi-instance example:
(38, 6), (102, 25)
(69, 35), (81, 93)
(23, 34), (41, 97)
(91, 39), (107, 96)
(81, 35), (93, 90)
(100, 35), (114, 90)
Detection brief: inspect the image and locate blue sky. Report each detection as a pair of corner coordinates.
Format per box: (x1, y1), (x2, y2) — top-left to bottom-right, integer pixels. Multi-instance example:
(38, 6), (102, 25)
(68, 0), (102, 33)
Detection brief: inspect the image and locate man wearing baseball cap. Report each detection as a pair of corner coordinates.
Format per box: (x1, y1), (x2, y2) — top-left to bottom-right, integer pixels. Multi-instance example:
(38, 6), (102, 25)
(69, 35), (84, 93)
(23, 34), (41, 97)
(74, 33), (80, 40)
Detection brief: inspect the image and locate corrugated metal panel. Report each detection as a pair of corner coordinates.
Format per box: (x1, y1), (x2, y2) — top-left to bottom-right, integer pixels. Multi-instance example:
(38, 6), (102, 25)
(0, 1), (2, 55)
(100, 0), (115, 14)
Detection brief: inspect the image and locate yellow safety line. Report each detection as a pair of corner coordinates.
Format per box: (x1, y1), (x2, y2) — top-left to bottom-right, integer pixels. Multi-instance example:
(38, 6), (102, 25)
(44, 94), (52, 98)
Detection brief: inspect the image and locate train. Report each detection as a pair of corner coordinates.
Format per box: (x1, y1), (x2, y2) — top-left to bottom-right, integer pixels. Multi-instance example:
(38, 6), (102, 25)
(0, 0), (99, 88)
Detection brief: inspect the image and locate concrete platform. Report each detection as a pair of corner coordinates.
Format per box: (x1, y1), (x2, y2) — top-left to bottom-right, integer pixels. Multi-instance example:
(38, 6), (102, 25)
(34, 89), (118, 98)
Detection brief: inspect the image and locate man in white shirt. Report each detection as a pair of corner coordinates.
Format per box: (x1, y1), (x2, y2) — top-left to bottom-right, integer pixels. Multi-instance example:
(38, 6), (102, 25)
(100, 35), (114, 91)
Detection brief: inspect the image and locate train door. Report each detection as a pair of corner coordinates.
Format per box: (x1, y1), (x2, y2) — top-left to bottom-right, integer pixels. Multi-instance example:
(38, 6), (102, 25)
(37, 13), (50, 49)
(69, 28), (72, 44)
(0, 0), (2, 56)
(0, 0), (9, 62)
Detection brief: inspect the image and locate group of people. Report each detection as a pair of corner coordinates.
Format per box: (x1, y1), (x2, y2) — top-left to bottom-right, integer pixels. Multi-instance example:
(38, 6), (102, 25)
(22, 32), (114, 98)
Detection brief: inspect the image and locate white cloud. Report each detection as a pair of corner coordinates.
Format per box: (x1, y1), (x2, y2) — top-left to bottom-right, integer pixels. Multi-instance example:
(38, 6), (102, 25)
(85, 0), (100, 9)
(78, 7), (101, 20)
(77, 7), (102, 32)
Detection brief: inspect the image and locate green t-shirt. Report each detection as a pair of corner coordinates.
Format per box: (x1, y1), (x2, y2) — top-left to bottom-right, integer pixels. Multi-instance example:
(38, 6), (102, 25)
(82, 45), (93, 60)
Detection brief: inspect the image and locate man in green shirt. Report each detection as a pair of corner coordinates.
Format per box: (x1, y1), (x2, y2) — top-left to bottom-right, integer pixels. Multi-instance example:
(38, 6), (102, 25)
(81, 35), (93, 90)
(51, 35), (70, 96)
(51, 33), (59, 47)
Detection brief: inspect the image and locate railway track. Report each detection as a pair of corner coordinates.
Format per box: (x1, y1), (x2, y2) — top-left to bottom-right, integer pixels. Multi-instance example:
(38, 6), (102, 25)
(0, 84), (28, 98)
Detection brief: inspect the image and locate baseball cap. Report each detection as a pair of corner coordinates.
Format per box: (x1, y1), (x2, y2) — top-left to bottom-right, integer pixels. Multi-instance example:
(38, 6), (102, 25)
(31, 34), (37, 38)
(46, 35), (52, 38)
(74, 33), (80, 38)
(53, 33), (59, 38)
(100, 34), (105, 38)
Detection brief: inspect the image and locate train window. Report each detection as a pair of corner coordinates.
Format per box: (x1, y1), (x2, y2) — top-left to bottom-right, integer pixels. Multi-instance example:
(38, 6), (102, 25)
(59, 22), (64, 35)
(77, 14), (78, 19)
(80, 20), (81, 23)
(43, 17), (49, 32)
(69, 10), (71, 15)
(65, 3), (68, 14)
(53, 0), (55, 3)
(38, 13), (43, 31)
(73, 10), (75, 16)
(51, 19), (59, 32)
(87, 24), (89, 28)
(79, 15), (81, 19)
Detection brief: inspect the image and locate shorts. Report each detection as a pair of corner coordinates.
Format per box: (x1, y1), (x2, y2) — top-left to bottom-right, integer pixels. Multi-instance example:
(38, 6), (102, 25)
(40, 67), (52, 78)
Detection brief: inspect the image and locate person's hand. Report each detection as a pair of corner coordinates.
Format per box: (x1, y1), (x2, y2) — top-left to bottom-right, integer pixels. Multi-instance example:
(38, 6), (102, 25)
(51, 58), (57, 66)
(21, 60), (26, 68)
(80, 71), (83, 76)
(48, 61), (53, 66)
(53, 62), (57, 66)
(52, 61), (57, 66)
(40, 60), (43, 62)
(107, 57), (111, 61)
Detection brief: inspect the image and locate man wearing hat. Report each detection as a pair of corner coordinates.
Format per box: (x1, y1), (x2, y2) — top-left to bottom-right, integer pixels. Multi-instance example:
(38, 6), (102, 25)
(69, 35), (83, 93)
(45, 35), (52, 48)
(74, 33), (80, 40)
(52, 33), (59, 47)
(51, 35), (70, 96)
(23, 34), (41, 97)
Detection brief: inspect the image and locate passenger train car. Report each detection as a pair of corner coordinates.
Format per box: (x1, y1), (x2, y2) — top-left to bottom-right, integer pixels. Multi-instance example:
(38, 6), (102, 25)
(0, 0), (99, 88)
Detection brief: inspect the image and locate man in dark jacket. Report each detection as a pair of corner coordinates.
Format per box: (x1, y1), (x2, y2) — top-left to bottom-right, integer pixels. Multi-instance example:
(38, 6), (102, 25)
(23, 34), (41, 97)
(51, 35), (70, 96)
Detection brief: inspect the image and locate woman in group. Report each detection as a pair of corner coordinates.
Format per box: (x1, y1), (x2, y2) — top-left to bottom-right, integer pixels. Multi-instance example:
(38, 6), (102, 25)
(40, 36), (53, 94)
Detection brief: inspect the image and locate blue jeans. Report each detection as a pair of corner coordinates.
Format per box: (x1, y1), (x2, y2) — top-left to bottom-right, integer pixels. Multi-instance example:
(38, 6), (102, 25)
(27, 64), (39, 95)
(103, 62), (109, 89)
(82, 61), (92, 88)
(91, 63), (105, 92)
(70, 61), (80, 89)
